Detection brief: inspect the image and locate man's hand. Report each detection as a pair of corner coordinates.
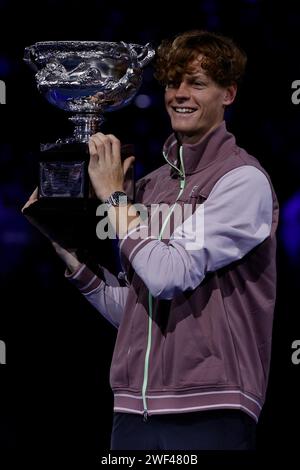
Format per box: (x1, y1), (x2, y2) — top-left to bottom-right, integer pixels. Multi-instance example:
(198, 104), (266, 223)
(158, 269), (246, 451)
(88, 132), (135, 201)
(51, 241), (81, 274)
(21, 187), (39, 212)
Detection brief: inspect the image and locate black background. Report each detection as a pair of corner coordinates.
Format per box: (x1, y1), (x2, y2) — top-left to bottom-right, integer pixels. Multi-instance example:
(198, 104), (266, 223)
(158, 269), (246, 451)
(0, 0), (299, 465)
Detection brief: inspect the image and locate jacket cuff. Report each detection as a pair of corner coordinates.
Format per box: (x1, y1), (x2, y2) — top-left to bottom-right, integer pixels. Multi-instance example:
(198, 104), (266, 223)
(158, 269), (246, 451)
(65, 263), (103, 294)
(119, 225), (156, 264)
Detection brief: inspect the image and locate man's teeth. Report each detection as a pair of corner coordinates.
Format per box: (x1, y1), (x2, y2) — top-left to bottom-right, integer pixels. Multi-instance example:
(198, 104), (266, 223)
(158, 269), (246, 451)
(174, 108), (195, 113)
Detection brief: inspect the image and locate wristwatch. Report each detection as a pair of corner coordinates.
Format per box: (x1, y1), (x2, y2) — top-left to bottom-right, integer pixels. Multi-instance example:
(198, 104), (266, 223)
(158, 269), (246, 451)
(104, 191), (129, 209)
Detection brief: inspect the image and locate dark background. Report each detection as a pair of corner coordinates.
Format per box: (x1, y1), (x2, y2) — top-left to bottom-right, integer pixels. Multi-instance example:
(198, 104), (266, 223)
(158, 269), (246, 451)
(0, 0), (300, 464)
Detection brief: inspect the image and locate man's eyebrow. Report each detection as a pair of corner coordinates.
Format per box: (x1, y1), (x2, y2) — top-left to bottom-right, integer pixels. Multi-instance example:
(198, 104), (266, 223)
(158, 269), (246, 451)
(186, 72), (208, 80)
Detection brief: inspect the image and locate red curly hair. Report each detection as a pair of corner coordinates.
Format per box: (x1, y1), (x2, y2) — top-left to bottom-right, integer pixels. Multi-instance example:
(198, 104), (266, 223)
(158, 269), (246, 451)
(155, 30), (247, 87)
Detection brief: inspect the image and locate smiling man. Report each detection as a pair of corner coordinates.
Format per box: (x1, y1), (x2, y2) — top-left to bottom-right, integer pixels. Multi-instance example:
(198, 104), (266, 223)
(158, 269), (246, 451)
(164, 58), (236, 145)
(23, 30), (279, 451)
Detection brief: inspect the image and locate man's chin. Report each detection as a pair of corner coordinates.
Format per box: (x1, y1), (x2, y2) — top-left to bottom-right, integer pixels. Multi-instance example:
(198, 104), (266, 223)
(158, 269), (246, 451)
(171, 125), (195, 135)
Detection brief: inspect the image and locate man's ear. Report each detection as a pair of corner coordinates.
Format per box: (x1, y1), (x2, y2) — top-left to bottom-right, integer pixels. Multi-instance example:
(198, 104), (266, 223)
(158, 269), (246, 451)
(223, 84), (237, 106)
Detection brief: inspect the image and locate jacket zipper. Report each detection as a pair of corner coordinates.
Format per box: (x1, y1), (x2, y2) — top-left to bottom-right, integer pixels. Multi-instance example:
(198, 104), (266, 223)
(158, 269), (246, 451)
(141, 145), (186, 422)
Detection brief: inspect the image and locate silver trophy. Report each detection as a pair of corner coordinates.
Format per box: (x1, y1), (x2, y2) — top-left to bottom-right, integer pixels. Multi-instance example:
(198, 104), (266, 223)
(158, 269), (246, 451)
(23, 41), (154, 251)
(24, 40), (154, 199)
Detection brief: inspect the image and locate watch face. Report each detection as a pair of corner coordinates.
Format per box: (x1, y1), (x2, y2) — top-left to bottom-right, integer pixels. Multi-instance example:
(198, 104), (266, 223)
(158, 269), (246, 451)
(111, 191), (128, 206)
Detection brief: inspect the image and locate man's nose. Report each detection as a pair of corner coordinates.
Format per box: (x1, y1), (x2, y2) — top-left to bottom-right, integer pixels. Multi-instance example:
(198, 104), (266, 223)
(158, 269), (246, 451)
(174, 81), (190, 99)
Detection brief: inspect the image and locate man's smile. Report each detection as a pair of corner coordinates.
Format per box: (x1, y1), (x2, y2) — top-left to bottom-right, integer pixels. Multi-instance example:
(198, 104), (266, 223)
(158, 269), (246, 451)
(172, 106), (197, 114)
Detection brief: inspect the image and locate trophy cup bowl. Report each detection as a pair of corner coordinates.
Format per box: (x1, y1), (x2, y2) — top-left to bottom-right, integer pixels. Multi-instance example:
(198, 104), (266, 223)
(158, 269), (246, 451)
(22, 41), (154, 255)
(24, 40), (155, 143)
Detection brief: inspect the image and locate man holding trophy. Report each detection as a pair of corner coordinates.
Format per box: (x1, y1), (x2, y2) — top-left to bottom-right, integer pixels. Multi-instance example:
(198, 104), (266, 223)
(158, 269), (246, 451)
(23, 30), (278, 450)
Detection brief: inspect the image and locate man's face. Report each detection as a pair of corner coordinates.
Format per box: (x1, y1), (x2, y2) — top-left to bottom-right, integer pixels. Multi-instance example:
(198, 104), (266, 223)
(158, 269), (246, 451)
(165, 55), (236, 144)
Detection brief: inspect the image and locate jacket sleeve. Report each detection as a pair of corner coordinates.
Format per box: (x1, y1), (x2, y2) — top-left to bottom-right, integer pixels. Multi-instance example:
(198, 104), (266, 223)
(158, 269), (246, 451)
(65, 264), (129, 328)
(119, 166), (274, 300)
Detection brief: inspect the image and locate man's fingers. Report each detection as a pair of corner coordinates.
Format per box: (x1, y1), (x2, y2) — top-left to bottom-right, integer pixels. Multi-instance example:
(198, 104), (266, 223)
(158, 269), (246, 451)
(29, 187), (38, 201)
(88, 139), (99, 169)
(21, 201), (30, 212)
(21, 187), (39, 212)
(89, 133), (121, 165)
(91, 133), (112, 163)
(107, 134), (121, 164)
(123, 156), (135, 176)
(21, 199), (37, 212)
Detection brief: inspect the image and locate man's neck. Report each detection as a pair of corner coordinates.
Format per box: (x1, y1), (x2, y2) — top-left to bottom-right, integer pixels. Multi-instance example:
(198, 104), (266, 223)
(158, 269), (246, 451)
(176, 120), (224, 145)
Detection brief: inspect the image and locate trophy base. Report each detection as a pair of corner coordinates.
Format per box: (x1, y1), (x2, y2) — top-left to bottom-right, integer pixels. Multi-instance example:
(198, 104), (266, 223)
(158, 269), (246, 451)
(23, 198), (96, 244)
(23, 198), (115, 265)
(39, 142), (90, 199)
(38, 141), (134, 199)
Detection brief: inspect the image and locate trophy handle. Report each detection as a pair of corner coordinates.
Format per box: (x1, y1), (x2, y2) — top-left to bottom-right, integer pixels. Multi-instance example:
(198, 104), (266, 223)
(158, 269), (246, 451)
(128, 43), (155, 68)
(106, 42), (154, 98)
(23, 46), (39, 73)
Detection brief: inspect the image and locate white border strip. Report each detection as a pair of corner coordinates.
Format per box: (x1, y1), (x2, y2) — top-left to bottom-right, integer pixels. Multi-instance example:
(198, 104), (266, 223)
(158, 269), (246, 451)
(114, 390), (262, 410)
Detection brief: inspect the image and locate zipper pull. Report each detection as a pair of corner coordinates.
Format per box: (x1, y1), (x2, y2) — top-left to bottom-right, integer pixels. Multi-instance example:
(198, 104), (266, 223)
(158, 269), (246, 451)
(117, 271), (129, 286)
(180, 178), (185, 190)
(143, 410), (148, 422)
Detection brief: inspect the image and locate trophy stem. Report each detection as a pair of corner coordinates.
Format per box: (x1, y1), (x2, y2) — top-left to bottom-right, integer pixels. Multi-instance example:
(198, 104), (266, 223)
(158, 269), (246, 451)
(69, 114), (105, 142)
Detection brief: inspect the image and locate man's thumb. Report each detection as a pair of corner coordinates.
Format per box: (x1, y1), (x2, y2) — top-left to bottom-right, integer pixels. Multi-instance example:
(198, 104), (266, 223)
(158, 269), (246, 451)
(123, 156), (135, 176)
